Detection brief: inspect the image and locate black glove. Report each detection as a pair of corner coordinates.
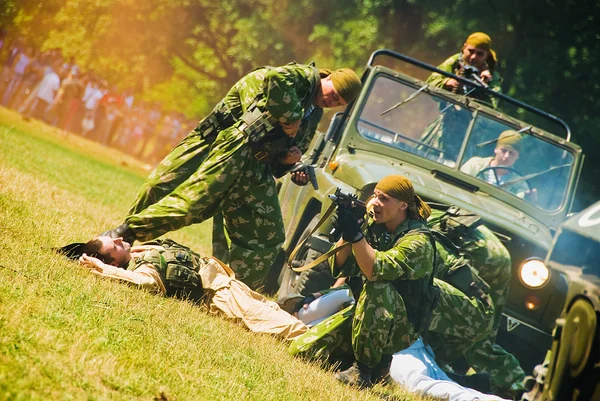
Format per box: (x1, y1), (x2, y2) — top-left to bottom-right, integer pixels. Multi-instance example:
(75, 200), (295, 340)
(101, 223), (136, 244)
(293, 293), (317, 313)
(335, 207), (364, 243)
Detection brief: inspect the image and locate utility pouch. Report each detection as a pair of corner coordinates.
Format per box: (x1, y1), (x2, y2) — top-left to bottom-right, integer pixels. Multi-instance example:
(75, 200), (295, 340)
(195, 114), (220, 138)
(162, 250), (202, 289)
(419, 283), (441, 333)
(239, 108), (277, 144)
(195, 102), (235, 139)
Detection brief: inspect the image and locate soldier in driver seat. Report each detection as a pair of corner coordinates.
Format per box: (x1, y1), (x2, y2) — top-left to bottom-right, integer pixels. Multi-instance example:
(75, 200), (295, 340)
(460, 130), (532, 199)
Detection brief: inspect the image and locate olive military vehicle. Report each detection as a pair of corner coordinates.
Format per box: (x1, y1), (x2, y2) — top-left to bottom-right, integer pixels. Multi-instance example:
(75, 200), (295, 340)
(273, 50), (585, 372)
(522, 201), (599, 401)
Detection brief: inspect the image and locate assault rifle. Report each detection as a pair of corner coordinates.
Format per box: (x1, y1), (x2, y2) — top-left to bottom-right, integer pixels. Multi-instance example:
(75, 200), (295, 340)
(327, 188), (367, 242)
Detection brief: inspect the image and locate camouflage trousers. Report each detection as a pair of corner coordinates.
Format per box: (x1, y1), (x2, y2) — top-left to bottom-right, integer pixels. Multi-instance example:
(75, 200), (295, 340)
(462, 225), (526, 393)
(290, 281), (420, 368)
(125, 124), (285, 289)
(424, 278), (495, 365)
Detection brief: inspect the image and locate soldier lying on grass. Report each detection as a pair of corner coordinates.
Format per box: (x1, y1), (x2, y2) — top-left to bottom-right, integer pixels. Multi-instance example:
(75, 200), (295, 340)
(58, 236), (307, 341)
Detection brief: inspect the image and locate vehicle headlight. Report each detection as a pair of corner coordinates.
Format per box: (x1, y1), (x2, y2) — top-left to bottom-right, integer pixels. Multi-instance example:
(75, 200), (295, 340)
(519, 258), (550, 288)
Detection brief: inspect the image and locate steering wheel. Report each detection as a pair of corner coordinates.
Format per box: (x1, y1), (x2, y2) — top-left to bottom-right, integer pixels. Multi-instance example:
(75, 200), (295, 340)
(475, 166), (531, 193)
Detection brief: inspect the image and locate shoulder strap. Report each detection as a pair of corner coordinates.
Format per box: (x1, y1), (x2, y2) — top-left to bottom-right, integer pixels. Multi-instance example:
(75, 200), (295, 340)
(288, 202), (352, 273)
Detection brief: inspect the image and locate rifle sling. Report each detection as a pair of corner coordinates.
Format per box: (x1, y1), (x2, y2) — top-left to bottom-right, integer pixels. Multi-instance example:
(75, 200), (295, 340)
(287, 202), (351, 273)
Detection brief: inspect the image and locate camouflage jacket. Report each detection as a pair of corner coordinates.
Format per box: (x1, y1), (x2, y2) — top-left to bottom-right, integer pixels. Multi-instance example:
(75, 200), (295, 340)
(222, 63), (323, 153)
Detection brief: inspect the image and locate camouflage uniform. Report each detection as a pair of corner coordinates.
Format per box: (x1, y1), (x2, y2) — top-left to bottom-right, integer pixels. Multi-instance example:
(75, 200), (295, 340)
(461, 224), (526, 394)
(428, 209), (525, 394)
(124, 64), (323, 289)
(290, 218), (436, 368)
(420, 54), (503, 162)
(424, 239), (495, 365)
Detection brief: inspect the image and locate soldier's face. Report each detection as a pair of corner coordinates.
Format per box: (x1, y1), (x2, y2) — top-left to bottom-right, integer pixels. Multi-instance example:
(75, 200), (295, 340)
(493, 145), (519, 167)
(462, 44), (488, 69)
(370, 189), (408, 228)
(316, 77), (348, 108)
(98, 236), (131, 267)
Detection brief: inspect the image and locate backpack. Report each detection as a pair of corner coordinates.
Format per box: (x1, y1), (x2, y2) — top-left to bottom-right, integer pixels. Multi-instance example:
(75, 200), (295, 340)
(428, 206), (493, 307)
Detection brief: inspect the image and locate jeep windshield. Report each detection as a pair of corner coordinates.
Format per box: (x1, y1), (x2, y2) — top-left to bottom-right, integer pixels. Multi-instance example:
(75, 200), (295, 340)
(356, 74), (575, 212)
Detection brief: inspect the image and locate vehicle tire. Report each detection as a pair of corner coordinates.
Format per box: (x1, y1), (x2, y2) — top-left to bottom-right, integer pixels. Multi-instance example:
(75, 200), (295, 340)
(277, 214), (335, 300)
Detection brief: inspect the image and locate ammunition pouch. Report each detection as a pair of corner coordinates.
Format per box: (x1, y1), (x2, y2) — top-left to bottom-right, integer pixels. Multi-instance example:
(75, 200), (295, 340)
(195, 101), (235, 139)
(136, 239), (204, 302)
(239, 107), (277, 144)
(388, 228), (440, 333)
(239, 108), (294, 165)
(392, 277), (440, 333)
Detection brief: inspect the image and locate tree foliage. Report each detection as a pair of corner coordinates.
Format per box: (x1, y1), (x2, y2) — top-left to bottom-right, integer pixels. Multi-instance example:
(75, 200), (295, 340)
(0, 0), (598, 207)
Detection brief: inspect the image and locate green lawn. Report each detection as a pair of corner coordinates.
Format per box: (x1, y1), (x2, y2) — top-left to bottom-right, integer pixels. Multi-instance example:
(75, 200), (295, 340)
(0, 107), (429, 401)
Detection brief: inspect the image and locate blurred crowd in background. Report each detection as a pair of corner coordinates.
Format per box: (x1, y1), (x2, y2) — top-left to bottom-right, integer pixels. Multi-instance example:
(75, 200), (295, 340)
(0, 34), (199, 165)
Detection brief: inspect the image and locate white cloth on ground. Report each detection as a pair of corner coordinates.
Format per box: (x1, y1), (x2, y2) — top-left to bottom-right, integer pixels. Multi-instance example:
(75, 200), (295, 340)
(390, 337), (510, 401)
(297, 288), (354, 327)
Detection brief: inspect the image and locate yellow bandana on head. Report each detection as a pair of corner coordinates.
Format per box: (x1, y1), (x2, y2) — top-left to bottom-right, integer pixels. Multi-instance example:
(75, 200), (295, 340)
(375, 175), (431, 220)
(330, 68), (362, 103)
(497, 130), (523, 153)
(465, 32), (493, 51)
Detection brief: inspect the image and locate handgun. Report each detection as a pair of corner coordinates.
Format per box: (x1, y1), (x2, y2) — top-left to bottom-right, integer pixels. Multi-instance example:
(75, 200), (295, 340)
(290, 162), (319, 190)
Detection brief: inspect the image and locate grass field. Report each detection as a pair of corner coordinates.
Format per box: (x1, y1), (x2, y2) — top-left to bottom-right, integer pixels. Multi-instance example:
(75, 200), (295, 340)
(0, 107), (430, 401)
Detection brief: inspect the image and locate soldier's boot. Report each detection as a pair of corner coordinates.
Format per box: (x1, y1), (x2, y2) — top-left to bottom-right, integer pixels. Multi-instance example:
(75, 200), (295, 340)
(335, 361), (372, 388)
(276, 293), (306, 314)
(101, 223), (136, 245)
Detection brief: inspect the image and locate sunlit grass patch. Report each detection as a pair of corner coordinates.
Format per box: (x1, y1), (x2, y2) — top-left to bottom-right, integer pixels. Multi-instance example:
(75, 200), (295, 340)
(0, 107), (426, 400)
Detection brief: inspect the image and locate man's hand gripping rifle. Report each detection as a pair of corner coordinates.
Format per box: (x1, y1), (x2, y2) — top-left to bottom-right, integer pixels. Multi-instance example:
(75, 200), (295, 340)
(457, 62), (489, 91)
(328, 188), (367, 243)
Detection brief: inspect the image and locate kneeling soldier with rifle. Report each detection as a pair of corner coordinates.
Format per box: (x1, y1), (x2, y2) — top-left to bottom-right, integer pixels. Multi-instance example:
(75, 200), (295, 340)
(292, 175), (438, 388)
(289, 176), (496, 391)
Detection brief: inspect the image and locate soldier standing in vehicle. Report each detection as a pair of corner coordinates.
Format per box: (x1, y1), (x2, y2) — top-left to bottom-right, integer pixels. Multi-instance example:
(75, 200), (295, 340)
(420, 32), (503, 162)
(428, 31), (502, 106)
(101, 64), (362, 289)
